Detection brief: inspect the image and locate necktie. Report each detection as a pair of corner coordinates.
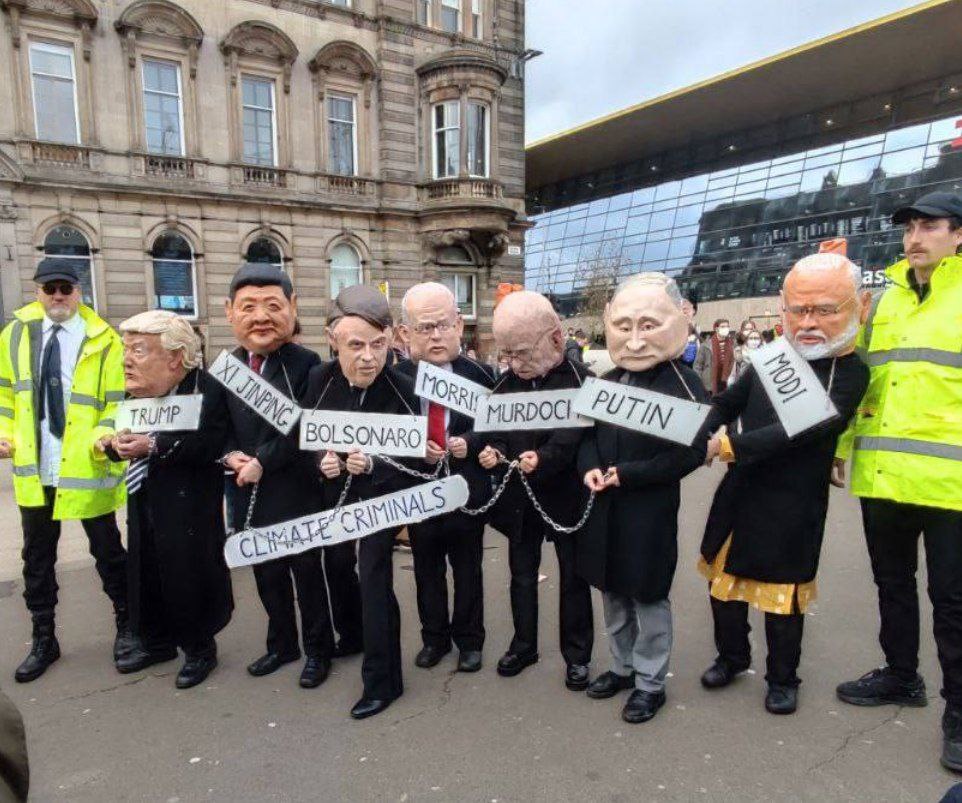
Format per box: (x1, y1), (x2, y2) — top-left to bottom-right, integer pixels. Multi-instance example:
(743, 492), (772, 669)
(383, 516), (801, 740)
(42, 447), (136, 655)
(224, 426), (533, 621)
(125, 457), (148, 496)
(427, 402), (446, 447)
(249, 353), (265, 374)
(40, 324), (65, 439)
(350, 386), (364, 411)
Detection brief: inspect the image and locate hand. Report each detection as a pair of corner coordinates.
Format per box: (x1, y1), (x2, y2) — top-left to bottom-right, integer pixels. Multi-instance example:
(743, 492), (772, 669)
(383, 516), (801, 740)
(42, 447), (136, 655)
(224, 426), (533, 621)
(95, 435), (113, 454)
(0, 439), (13, 459)
(224, 451), (252, 473)
(518, 450), (539, 475)
(478, 445), (501, 470)
(319, 450), (342, 479)
(345, 450), (372, 476)
(602, 467), (620, 488)
(830, 457), (846, 489)
(706, 435), (722, 464)
(425, 439), (445, 465)
(114, 433), (151, 460)
(448, 436), (468, 459)
(236, 457), (263, 487)
(584, 468), (606, 493)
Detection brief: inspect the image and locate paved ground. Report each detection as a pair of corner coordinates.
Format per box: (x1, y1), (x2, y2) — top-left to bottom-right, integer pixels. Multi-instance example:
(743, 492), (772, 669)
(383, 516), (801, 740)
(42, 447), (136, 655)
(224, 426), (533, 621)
(0, 459), (957, 802)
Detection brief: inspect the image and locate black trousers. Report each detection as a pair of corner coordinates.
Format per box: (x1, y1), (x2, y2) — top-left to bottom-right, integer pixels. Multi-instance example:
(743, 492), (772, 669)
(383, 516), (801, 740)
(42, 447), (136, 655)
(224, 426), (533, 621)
(710, 594), (805, 687)
(861, 498), (962, 705)
(507, 501), (593, 665)
(322, 541), (363, 651)
(410, 513), (485, 652)
(19, 486), (127, 617)
(358, 528), (403, 701)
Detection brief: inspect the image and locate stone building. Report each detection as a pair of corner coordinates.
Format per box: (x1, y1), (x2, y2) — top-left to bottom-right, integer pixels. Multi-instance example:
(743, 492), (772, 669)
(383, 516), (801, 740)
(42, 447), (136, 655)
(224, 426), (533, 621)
(0, 0), (527, 357)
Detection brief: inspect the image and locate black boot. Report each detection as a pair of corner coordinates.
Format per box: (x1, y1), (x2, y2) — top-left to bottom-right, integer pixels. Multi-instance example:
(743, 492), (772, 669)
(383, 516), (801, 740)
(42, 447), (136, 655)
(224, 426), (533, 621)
(113, 604), (137, 663)
(15, 614), (61, 683)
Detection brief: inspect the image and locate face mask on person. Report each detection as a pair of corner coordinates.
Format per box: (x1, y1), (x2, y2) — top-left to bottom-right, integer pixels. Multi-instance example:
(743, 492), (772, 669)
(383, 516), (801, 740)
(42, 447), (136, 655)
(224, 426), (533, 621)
(745, 336), (762, 350)
(687, 334), (697, 343)
(716, 326), (730, 338)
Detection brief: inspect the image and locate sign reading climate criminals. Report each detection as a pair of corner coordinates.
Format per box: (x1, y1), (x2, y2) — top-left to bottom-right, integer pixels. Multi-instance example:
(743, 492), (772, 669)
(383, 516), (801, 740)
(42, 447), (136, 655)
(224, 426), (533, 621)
(415, 361), (489, 419)
(115, 395), (203, 433)
(299, 411), (428, 458)
(573, 376), (710, 446)
(474, 389), (592, 432)
(752, 339), (837, 438)
(223, 475), (470, 568)
(209, 350), (301, 435)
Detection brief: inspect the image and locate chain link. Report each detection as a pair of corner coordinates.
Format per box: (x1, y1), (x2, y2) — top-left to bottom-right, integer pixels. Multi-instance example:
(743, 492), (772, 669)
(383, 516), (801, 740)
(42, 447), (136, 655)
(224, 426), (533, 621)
(460, 458), (519, 517)
(376, 453), (450, 482)
(517, 469), (596, 534)
(240, 472), (354, 544)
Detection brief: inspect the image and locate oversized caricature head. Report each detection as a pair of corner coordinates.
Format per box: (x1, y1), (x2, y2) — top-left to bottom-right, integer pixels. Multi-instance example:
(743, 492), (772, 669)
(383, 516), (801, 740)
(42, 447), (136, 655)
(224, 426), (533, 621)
(492, 290), (564, 380)
(604, 272), (689, 372)
(224, 263), (297, 356)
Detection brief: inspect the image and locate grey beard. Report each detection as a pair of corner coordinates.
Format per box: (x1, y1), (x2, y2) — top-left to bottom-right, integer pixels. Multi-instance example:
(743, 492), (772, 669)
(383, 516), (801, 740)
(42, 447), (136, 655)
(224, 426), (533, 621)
(792, 319), (860, 360)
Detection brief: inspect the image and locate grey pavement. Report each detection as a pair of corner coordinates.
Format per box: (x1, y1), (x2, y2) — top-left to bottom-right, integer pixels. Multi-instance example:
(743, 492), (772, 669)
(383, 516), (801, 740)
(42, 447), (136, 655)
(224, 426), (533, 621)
(0, 460), (956, 802)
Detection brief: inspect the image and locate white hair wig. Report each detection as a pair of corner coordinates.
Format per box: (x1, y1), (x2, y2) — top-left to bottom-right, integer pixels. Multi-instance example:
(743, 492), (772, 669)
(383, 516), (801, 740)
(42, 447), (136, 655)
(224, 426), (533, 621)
(120, 310), (202, 369)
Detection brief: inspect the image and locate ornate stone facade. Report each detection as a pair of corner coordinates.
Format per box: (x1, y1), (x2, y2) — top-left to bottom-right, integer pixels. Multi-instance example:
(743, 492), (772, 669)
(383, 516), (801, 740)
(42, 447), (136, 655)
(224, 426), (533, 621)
(0, 0), (527, 356)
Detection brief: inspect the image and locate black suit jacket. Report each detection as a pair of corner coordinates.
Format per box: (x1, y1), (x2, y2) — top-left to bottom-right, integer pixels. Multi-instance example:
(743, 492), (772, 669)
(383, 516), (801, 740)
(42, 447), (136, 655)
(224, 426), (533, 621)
(224, 342), (321, 528)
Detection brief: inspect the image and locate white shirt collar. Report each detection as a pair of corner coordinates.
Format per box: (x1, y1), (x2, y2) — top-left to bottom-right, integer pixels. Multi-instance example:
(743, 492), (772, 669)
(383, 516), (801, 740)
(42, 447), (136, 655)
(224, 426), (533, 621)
(43, 312), (83, 336)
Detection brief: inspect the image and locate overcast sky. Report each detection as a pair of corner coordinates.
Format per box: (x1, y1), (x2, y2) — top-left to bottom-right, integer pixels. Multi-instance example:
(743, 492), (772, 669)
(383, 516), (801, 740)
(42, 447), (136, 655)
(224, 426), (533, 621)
(524, 0), (921, 144)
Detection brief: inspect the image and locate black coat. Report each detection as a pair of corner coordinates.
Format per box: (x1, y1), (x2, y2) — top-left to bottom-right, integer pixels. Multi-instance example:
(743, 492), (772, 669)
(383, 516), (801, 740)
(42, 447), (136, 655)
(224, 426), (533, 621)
(576, 361), (708, 601)
(482, 358), (592, 540)
(394, 355), (496, 510)
(300, 360), (422, 509)
(700, 352), (870, 584)
(112, 369), (233, 642)
(224, 342), (321, 528)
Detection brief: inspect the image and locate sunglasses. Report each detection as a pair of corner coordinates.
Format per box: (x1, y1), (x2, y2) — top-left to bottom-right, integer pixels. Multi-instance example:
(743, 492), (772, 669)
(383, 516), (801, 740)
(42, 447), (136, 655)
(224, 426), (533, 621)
(41, 281), (76, 296)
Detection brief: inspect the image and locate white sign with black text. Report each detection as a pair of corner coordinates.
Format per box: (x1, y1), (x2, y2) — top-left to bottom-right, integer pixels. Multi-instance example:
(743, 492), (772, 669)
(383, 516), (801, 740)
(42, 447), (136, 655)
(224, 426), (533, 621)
(209, 350), (301, 435)
(299, 410), (428, 458)
(474, 388), (593, 432)
(573, 376), (710, 446)
(414, 361), (490, 419)
(115, 395), (203, 433)
(752, 339), (837, 438)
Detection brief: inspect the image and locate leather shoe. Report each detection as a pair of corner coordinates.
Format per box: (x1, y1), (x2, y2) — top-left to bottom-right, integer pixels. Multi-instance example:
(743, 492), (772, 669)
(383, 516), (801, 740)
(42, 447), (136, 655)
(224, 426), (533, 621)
(415, 645), (451, 669)
(300, 657), (332, 689)
(116, 645), (178, 675)
(176, 655), (217, 689)
(565, 663), (590, 691)
(333, 641), (363, 659)
(350, 697), (393, 720)
(942, 706), (962, 772)
(586, 671), (635, 700)
(765, 684), (798, 715)
(247, 651), (300, 677)
(622, 689), (666, 724)
(457, 650), (483, 673)
(497, 651), (538, 677)
(701, 659), (749, 689)
(15, 635), (61, 683)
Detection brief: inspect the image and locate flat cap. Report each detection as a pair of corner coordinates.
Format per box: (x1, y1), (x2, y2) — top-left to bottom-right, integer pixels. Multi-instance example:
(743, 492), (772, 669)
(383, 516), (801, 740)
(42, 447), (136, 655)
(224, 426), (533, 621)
(329, 284), (392, 330)
(892, 191), (962, 224)
(33, 257), (80, 285)
(229, 262), (293, 298)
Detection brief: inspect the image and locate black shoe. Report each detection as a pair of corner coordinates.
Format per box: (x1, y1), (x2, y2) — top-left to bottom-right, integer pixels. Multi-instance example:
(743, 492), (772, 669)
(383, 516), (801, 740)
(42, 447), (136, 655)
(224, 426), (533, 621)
(300, 657), (332, 689)
(113, 607), (137, 662)
(765, 684), (798, 715)
(565, 663), (590, 691)
(497, 651), (538, 677)
(622, 689), (666, 724)
(836, 667), (927, 707)
(586, 671), (635, 700)
(415, 645), (451, 669)
(247, 651), (300, 677)
(701, 658), (749, 690)
(15, 632), (61, 683)
(350, 697), (393, 720)
(457, 650), (483, 673)
(333, 641), (363, 659)
(176, 655), (217, 689)
(116, 645), (178, 675)
(942, 707), (962, 772)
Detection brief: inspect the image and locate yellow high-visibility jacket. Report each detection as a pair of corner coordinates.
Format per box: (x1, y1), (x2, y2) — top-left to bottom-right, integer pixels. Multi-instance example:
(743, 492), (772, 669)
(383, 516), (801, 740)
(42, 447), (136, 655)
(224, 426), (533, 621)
(0, 302), (126, 519)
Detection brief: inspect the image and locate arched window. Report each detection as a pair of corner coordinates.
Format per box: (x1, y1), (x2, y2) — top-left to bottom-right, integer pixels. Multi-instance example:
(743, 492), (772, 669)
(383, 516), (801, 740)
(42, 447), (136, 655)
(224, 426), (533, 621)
(330, 243), (361, 298)
(437, 245), (476, 319)
(245, 237), (284, 270)
(151, 231), (196, 317)
(43, 225), (95, 308)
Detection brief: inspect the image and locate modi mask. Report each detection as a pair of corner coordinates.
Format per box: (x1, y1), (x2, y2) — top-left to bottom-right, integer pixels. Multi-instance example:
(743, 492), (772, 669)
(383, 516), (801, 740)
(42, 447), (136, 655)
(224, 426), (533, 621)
(604, 275), (689, 372)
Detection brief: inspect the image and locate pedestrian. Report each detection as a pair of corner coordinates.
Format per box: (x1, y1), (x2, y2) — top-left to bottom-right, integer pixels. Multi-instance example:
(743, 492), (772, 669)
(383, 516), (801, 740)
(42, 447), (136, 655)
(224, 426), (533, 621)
(578, 273), (707, 723)
(694, 319), (737, 395)
(729, 329), (762, 385)
(564, 328), (585, 364)
(0, 258), (133, 682)
(478, 290), (594, 690)
(104, 311), (234, 688)
(698, 253), (870, 714)
(680, 325), (699, 367)
(833, 191), (962, 771)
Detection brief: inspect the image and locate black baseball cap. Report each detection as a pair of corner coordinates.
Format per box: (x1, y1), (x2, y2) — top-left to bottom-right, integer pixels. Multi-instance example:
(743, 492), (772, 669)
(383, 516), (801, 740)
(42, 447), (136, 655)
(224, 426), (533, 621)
(892, 191), (962, 224)
(229, 262), (293, 299)
(33, 257), (80, 285)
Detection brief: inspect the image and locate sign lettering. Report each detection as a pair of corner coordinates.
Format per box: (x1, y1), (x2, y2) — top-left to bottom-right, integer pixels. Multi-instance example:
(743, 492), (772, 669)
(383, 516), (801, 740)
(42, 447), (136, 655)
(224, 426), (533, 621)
(115, 395), (203, 433)
(474, 388), (592, 432)
(753, 339), (837, 438)
(300, 411), (427, 458)
(209, 350), (301, 435)
(415, 361), (489, 419)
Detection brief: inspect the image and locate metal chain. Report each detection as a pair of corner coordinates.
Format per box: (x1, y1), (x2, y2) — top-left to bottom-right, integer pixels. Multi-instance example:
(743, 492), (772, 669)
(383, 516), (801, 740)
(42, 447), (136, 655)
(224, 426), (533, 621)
(376, 453), (450, 482)
(240, 472), (354, 544)
(517, 469), (597, 534)
(460, 458), (520, 517)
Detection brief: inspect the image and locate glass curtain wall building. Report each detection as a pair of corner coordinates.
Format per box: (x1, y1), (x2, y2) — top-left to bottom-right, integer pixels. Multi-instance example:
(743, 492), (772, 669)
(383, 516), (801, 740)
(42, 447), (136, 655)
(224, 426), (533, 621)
(525, 114), (962, 316)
